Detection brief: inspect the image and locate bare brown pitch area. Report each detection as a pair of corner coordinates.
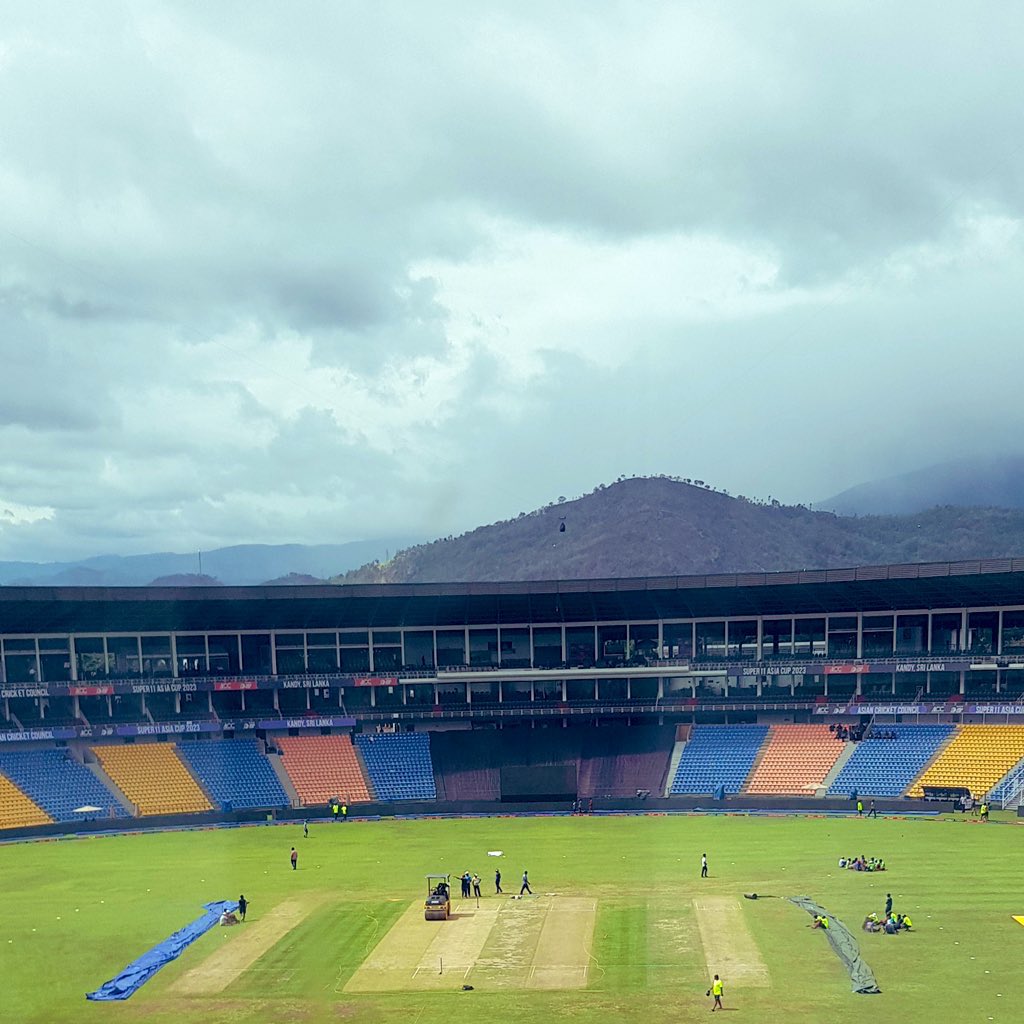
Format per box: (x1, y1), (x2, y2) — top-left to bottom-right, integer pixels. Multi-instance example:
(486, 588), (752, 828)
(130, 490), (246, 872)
(345, 895), (596, 992)
(692, 896), (770, 987)
(172, 900), (313, 996)
(526, 896), (596, 989)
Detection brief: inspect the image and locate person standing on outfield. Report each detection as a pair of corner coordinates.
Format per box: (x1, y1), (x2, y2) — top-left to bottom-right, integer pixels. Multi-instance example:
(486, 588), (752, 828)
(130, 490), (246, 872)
(868, 800), (878, 818)
(701, 853), (708, 878)
(342, 802), (349, 822)
(473, 874), (482, 898)
(238, 895), (248, 922)
(332, 802), (339, 822)
(495, 869), (503, 894)
(709, 974), (724, 1011)
(303, 820), (309, 839)
(520, 870), (532, 895)
(856, 799), (864, 817)
(290, 847), (298, 871)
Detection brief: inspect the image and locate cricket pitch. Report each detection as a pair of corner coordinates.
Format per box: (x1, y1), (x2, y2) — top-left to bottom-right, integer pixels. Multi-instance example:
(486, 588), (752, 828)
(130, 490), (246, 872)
(344, 896), (597, 992)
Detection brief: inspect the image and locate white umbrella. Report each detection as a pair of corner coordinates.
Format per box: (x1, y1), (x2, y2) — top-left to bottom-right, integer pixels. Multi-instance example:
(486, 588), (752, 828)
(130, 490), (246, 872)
(73, 805), (103, 813)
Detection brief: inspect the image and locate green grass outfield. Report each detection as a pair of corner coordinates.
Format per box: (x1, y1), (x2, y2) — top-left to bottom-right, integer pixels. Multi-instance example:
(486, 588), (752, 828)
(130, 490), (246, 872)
(2, 811), (1022, 1024)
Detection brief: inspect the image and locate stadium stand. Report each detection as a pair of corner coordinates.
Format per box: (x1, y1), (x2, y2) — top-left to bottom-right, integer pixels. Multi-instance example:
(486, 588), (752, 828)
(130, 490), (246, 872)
(907, 724), (1024, 798)
(670, 724), (769, 795)
(430, 730), (501, 800)
(175, 739), (290, 810)
(276, 734), (372, 805)
(0, 749), (127, 821)
(827, 725), (956, 797)
(0, 774), (52, 829)
(745, 724), (845, 795)
(577, 724), (675, 798)
(354, 732), (436, 801)
(92, 743), (214, 816)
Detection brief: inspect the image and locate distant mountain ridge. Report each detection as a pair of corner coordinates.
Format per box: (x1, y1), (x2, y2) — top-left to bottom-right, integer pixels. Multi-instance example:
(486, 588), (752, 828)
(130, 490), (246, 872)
(0, 540), (418, 587)
(336, 477), (1024, 583)
(819, 456), (1024, 515)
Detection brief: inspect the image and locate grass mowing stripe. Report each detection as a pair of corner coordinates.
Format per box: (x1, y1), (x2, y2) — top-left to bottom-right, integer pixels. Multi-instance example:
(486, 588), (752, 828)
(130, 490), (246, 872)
(222, 900), (405, 999)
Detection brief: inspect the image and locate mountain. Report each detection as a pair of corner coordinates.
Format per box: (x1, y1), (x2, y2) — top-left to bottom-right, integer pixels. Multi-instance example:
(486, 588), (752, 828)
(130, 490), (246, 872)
(0, 539), (417, 587)
(336, 477), (1024, 583)
(819, 456), (1024, 515)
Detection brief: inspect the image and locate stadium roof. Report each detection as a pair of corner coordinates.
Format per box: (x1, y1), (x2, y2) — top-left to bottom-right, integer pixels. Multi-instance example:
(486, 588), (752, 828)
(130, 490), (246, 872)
(1, 558), (1024, 633)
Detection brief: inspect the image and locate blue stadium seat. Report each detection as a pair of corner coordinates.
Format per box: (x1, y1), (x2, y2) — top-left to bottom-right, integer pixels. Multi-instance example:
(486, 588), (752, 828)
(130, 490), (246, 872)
(826, 725), (955, 797)
(670, 725), (769, 795)
(175, 739), (289, 810)
(354, 733), (436, 801)
(0, 749), (128, 821)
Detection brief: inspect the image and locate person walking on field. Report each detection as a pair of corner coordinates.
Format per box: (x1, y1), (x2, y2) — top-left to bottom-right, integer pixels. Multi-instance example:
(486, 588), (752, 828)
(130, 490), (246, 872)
(238, 895), (248, 922)
(868, 800), (878, 819)
(709, 974), (724, 1011)
(290, 847), (298, 871)
(495, 869), (503, 894)
(701, 853), (708, 878)
(520, 870), (532, 895)
(856, 799), (863, 817)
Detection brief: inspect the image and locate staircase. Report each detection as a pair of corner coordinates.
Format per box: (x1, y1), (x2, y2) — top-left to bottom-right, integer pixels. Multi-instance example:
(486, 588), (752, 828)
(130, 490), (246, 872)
(817, 742), (858, 797)
(266, 748), (301, 808)
(989, 755), (1024, 809)
(86, 761), (134, 815)
(902, 725), (961, 795)
(664, 739), (687, 796)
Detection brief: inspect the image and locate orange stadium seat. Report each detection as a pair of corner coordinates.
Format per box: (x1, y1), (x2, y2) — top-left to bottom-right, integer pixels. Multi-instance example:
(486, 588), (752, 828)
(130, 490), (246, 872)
(277, 734), (372, 805)
(745, 724), (845, 795)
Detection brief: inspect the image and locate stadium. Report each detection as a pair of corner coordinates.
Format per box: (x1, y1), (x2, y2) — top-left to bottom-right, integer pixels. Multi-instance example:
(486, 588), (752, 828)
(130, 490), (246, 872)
(4, 556), (1024, 1023)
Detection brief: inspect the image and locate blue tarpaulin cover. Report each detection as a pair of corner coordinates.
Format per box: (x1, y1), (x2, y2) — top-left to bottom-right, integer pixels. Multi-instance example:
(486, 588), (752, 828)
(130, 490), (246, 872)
(86, 900), (237, 1001)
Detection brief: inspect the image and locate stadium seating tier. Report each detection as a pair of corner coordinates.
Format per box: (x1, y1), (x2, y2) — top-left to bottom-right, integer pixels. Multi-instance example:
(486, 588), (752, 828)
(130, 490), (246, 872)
(907, 725), (1024, 798)
(744, 724), (845, 795)
(354, 733), (436, 801)
(91, 743), (213, 816)
(0, 749), (127, 821)
(277, 735), (371, 805)
(175, 739), (289, 810)
(0, 774), (53, 829)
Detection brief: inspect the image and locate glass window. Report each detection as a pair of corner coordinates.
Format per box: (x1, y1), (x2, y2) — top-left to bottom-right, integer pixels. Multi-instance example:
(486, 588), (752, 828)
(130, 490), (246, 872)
(793, 619), (825, 657)
(436, 630), (466, 668)
(532, 627), (562, 668)
(565, 626), (596, 667)
(896, 615), (928, 654)
(1001, 611), (1024, 655)
(107, 636), (141, 676)
(695, 622), (725, 659)
(469, 628), (498, 667)
(662, 622), (693, 660)
(968, 612), (998, 654)
(403, 631), (434, 669)
(763, 619), (793, 657)
(75, 637), (110, 679)
(726, 621), (757, 659)
(306, 631), (337, 647)
(209, 635), (241, 675)
(931, 614), (962, 653)
(499, 628), (530, 668)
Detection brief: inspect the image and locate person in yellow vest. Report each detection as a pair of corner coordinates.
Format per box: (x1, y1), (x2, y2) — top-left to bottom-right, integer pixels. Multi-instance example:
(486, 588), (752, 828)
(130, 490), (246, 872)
(708, 974), (724, 1011)
(980, 802), (989, 821)
(856, 799), (863, 817)
(342, 802), (349, 822)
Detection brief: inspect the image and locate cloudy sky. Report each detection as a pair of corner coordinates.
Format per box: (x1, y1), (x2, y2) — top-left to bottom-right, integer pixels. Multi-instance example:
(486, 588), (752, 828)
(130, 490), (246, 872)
(1, 2), (1022, 561)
